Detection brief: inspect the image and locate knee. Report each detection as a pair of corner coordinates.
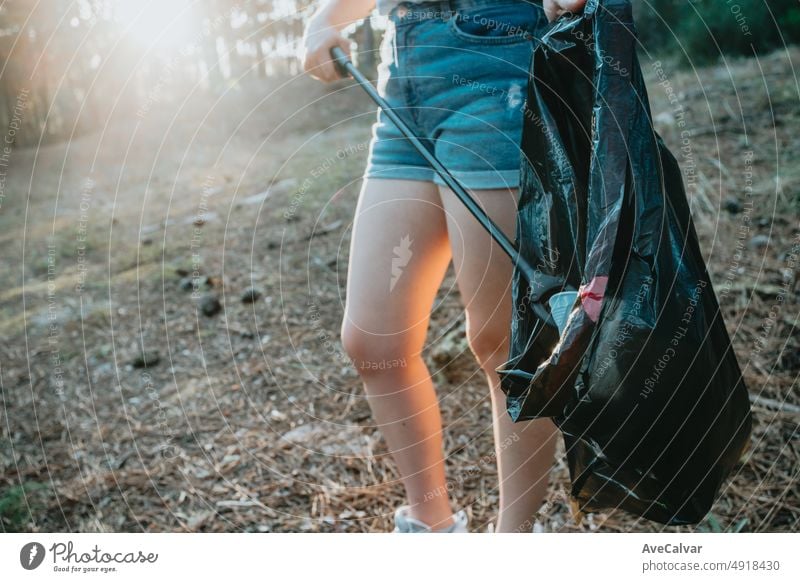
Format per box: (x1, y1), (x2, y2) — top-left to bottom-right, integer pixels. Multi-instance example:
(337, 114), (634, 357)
(466, 319), (509, 371)
(340, 320), (414, 377)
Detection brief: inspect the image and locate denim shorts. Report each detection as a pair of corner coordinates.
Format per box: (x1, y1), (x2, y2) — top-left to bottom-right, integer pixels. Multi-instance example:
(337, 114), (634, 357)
(364, 0), (550, 190)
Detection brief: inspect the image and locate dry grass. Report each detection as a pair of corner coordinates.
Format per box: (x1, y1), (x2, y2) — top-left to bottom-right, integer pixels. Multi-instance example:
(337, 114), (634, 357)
(1, 49), (798, 533)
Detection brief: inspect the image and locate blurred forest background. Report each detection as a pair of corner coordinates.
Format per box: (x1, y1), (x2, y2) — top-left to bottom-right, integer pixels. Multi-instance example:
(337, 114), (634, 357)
(0, 0), (378, 146)
(2, 0), (800, 146)
(1, 0), (798, 533)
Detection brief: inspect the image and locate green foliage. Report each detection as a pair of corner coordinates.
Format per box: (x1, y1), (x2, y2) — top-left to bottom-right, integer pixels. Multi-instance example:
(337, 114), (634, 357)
(633, 0), (800, 64)
(0, 483), (45, 532)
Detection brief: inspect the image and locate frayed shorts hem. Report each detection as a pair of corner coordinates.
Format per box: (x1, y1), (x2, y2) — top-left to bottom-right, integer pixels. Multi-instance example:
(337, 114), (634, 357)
(363, 166), (520, 191)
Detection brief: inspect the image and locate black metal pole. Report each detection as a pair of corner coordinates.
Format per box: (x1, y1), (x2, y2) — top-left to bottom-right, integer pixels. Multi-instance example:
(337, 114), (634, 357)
(330, 46), (558, 326)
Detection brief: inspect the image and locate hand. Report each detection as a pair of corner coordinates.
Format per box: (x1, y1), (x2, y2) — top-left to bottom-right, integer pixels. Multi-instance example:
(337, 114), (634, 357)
(543, 0), (587, 22)
(301, 16), (351, 83)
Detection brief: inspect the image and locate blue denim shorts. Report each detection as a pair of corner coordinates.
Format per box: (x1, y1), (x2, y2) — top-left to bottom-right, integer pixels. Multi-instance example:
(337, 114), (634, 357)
(364, 0), (550, 190)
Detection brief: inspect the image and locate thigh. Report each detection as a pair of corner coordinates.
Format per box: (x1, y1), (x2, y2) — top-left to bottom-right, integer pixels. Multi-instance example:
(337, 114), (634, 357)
(438, 186), (518, 353)
(344, 179), (452, 351)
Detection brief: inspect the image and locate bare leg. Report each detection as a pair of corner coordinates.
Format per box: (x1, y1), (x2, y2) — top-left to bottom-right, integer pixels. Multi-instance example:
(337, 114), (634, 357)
(439, 185), (558, 533)
(341, 178), (455, 530)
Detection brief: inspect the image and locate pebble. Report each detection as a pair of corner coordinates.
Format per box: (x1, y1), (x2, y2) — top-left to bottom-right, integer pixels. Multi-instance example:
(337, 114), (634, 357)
(200, 294), (223, 317)
(748, 234), (770, 251)
(240, 286), (263, 303)
(131, 349), (160, 369)
(723, 196), (742, 214)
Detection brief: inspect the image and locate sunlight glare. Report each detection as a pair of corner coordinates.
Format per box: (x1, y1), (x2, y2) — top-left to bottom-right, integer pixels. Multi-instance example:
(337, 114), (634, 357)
(116, 0), (196, 50)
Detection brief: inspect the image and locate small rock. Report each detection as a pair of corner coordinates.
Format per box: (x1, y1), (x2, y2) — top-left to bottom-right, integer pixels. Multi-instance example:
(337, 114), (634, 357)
(240, 286), (263, 304)
(239, 189), (273, 206)
(748, 234), (770, 251)
(187, 511), (213, 530)
(200, 294), (223, 317)
(179, 277), (195, 291)
(270, 409), (287, 421)
(131, 349), (160, 369)
(282, 423), (319, 444)
(653, 111), (675, 127)
(723, 196), (742, 214)
(187, 275), (213, 290)
(281, 422), (371, 456)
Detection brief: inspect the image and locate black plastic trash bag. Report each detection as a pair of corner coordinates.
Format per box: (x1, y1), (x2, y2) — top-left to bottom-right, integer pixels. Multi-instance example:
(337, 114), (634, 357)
(497, 0), (752, 525)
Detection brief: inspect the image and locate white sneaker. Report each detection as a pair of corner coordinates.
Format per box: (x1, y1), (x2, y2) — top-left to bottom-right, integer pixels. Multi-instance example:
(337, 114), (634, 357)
(392, 506), (469, 533)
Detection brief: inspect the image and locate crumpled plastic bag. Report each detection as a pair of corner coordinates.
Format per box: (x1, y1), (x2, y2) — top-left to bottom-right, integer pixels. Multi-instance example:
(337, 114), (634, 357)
(497, 0), (752, 525)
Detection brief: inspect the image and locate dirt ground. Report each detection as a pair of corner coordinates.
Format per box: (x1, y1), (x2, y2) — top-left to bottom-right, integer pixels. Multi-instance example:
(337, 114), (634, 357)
(1, 48), (798, 533)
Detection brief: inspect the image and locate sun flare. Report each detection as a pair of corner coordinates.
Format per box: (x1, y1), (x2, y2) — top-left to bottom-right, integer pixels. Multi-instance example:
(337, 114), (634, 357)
(115, 0), (196, 50)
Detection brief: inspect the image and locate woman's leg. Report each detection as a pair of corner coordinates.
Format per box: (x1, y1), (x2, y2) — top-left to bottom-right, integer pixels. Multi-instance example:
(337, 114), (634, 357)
(439, 185), (559, 533)
(341, 178), (456, 530)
